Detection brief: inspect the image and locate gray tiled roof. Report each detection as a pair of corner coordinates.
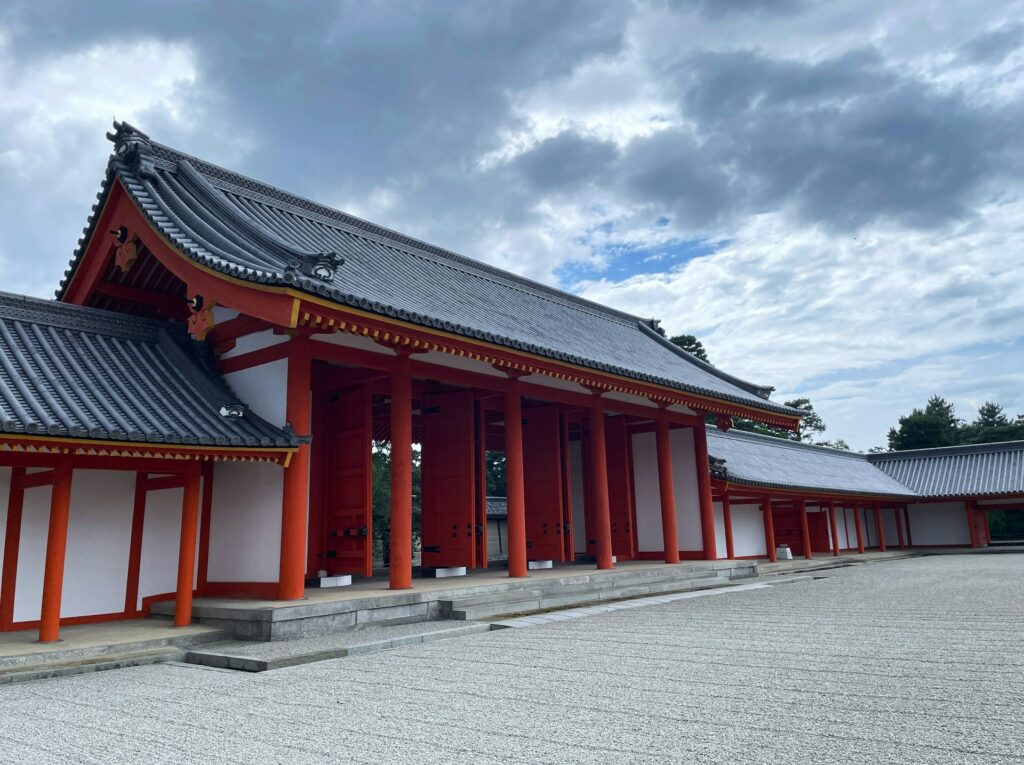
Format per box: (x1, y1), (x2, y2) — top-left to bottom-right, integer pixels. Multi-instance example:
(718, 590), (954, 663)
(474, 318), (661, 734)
(486, 496), (508, 518)
(707, 430), (917, 497)
(868, 441), (1024, 498)
(0, 292), (300, 448)
(58, 122), (799, 420)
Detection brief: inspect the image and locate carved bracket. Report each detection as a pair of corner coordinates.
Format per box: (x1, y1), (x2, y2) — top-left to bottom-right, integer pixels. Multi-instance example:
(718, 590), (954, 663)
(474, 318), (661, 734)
(187, 293), (217, 341)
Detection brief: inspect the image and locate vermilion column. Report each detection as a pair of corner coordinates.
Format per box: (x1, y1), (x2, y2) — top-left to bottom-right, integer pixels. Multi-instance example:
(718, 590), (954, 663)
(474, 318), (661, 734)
(761, 498), (776, 562)
(693, 420), (717, 560)
(174, 467), (202, 627)
(654, 412), (679, 564)
(722, 494), (735, 560)
(894, 505), (906, 549)
(588, 397), (614, 569)
(903, 506), (914, 547)
(389, 351), (414, 589)
(797, 498), (812, 559)
(981, 506), (990, 546)
(828, 501), (840, 557)
(504, 375), (528, 577)
(853, 504), (865, 553)
(873, 502), (887, 551)
(279, 337), (312, 600)
(39, 458), (74, 643)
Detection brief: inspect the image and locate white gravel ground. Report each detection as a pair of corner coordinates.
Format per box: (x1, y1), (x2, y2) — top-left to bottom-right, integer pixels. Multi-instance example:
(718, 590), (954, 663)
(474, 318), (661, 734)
(0, 553), (1021, 764)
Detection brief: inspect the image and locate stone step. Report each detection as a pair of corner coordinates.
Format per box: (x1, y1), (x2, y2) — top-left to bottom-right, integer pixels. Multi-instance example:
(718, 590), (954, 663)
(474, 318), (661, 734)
(183, 621), (490, 672)
(448, 574), (733, 620)
(0, 647), (181, 686)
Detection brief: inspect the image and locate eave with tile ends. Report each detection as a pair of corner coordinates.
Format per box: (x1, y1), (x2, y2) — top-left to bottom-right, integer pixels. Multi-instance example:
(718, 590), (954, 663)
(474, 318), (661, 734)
(58, 122), (802, 429)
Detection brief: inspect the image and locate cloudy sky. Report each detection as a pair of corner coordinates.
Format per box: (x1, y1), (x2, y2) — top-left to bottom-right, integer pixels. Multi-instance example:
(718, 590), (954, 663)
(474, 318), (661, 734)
(1, 1), (1022, 449)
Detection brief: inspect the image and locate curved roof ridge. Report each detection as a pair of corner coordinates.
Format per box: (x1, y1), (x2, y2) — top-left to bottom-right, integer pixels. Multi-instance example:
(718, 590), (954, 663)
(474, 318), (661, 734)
(0, 290), (171, 340)
(131, 127), (643, 327)
(867, 440), (1024, 461)
(708, 428), (870, 460)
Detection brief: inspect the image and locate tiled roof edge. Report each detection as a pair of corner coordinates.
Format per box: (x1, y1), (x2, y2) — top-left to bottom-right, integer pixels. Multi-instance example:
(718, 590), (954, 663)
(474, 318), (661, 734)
(866, 440), (1024, 462)
(707, 428), (872, 460)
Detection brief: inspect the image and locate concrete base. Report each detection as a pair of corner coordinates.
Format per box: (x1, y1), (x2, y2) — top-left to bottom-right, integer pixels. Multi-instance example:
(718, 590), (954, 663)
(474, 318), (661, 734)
(152, 559), (760, 641)
(776, 546), (794, 560)
(528, 560), (554, 570)
(423, 567), (467, 579)
(307, 575), (352, 589)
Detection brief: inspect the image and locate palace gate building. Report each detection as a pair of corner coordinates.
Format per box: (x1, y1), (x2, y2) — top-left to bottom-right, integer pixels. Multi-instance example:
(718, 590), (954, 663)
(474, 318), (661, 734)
(1, 123), (1021, 642)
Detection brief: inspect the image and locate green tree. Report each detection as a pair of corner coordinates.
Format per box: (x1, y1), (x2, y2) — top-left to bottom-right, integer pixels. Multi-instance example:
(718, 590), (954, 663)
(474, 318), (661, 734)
(485, 451), (506, 496)
(370, 441), (421, 563)
(731, 397), (834, 445)
(887, 395), (961, 451)
(669, 334), (710, 363)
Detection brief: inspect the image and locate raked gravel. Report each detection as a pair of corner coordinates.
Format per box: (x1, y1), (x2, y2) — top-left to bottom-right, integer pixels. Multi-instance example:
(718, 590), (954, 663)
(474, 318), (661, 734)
(0, 553), (1021, 764)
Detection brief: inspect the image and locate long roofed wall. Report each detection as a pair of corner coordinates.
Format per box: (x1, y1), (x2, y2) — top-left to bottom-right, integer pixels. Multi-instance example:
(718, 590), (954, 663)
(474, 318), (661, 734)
(57, 122), (799, 424)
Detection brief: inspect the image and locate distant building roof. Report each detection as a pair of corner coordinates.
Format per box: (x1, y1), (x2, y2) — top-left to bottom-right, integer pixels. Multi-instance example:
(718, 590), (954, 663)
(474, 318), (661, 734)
(868, 441), (1024, 498)
(0, 292), (300, 449)
(486, 496), (508, 518)
(707, 430), (916, 498)
(59, 122), (801, 422)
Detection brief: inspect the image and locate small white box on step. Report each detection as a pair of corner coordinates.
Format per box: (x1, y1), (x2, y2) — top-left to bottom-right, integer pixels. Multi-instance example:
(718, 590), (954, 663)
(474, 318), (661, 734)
(775, 545), (793, 560)
(309, 575), (352, 588)
(433, 566), (467, 578)
(528, 560), (554, 570)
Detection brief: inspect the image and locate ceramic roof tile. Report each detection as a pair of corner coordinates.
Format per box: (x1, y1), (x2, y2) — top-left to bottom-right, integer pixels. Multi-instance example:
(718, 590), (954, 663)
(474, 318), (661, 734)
(58, 122), (800, 421)
(0, 292), (300, 449)
(868, 441), (1024, 498)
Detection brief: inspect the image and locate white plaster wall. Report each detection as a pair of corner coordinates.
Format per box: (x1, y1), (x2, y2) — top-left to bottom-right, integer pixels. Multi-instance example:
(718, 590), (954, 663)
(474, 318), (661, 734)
(569, 441), (587, 552)
(219, 328), (289, 360)
(631, 432), (663, 553)
(731, 503), (767, 557)
(13, 480), (53, 622)
(670, 428), (703, 552)
(61, 471), (134, 618)
(207, 461), (283, 582)
(906, 501), (970, 545)
(137, 486), (184, 609)
(224, 358), (288, 427)
(0, 467), (9, 588)
(712, 501), (726, 558)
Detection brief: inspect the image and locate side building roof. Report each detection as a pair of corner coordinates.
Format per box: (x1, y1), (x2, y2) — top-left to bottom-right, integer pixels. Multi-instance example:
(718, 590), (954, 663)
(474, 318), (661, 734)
(707, 430), (918, 498)
(0, 292), (300, 449)
(868, 441), (1024, 498)
(58, 122), (800, 423)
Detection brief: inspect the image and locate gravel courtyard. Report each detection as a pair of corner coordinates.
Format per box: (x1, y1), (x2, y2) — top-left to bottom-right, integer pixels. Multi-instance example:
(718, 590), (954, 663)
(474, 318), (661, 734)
(1, 554), (1021, 764)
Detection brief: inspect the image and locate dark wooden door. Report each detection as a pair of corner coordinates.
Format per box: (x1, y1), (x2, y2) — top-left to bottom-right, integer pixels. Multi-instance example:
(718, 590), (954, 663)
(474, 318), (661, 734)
(325, 385), (373, 577)
(523, 405), (566, 561)
(605, 416), (637, 560)
(420, 390), (476, 569)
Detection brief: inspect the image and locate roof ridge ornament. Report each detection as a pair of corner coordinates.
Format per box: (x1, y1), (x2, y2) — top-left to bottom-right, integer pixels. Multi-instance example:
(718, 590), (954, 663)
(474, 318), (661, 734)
(174, 159), (344, 283)
(108, 120), (157, 180)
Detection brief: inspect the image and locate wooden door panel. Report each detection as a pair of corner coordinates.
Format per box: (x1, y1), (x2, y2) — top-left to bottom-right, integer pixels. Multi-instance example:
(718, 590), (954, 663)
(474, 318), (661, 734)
(523, 406), (565, 561)
(325, 385), (372, 577)
(605, 416), (637, 560)
(421, 390), (476, 569)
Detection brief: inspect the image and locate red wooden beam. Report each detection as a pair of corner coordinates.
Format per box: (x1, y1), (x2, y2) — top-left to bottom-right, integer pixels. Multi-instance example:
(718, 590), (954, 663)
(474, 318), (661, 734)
(93, 281), (188, 319)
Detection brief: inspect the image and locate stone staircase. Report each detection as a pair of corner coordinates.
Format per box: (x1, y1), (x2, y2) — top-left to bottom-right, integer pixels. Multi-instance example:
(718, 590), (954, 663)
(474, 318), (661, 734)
(441, 561), (755, 621)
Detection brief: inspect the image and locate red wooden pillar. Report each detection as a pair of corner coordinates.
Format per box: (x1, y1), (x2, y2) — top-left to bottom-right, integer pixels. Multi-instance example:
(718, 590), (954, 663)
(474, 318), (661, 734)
(722, 494), (735, 560)
(965, 501), (979, 548)
(903, 506), (913, 547)
(761, 497), (776, 562)
(853, 503), (865, 553)
(39, 458), (74, 643)
(389, 351), (414, 589)
(654, 412), (679, 564)
(894, 505), (906, 549)
(828, 500), (840, 557)
(693, 420), (717, 560)
(174, 467), (202, 627)
(873, 502), (886, 551)
(588, 396), (614, 569)
(981, 505), (990, 545)
(279, 337), (312, 600)
(797, 498), (812, 559)
(123, 472), (148, 614)
(504, 375), (528, 578)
